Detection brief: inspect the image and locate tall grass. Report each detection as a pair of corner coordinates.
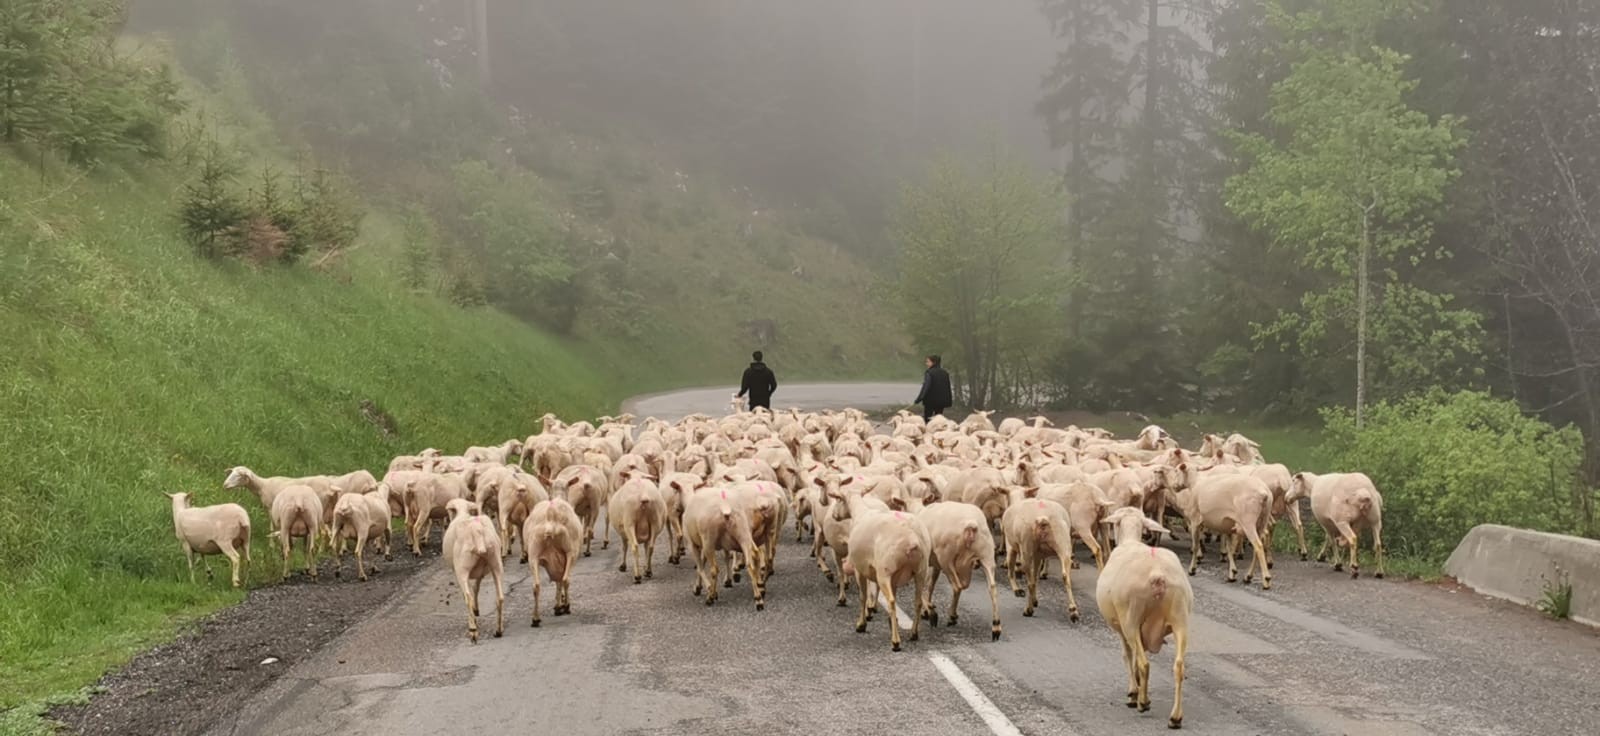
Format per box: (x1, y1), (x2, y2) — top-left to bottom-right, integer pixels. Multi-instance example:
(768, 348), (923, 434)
(0, 152), (608, 707)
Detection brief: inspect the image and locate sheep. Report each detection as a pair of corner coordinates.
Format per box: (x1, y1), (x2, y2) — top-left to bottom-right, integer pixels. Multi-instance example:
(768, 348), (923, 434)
(1000, 497), (1081, 621)
(1167, 467), (1273, 590)
(465, 439), (525, 465)
(1135, 425), (1170, 451)
(1031, 482), (1118, 569)
(166, 492), (251, 588)
(682, 486), (767, 610)
(949, 466), (1012, 529)
(960, 410), (997, 435)
(524, 498), (583, 626)
(552, 464), (610, 556)
(224, 466), (331, 527)
(487, 468), (548, 563)
(441, 499), (505, 643)
(330, 483), (393, 581)
(269, 484), (323, 582)
(399, 472), (469, 556)
(1291, 472), (1386, 579)
(1094, 507), (1192, 729)
(608, 474), (667, 584)
(844, 495), (931, 652)
(916, 501), (1002, 640)
(659, 471), (703, 563)
(1246, 463), (1306, 565)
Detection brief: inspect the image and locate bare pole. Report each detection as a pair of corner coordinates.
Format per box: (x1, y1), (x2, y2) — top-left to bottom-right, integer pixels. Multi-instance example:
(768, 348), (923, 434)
(474, 0), (491, 85)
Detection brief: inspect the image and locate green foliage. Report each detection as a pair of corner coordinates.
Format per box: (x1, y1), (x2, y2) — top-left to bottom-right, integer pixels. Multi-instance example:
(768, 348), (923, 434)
(0, 0), (183, 163)
(399, 204), (440, 293)
(894, 153), (1064, 409)
(1318, 390), (1587, 562)
(1225, 0), (1479, 417)
(1537, 568), (1574, 620)
(0, 147), (609, 712)
(288, 166), (362, 263)
(178, 138), (247, 259)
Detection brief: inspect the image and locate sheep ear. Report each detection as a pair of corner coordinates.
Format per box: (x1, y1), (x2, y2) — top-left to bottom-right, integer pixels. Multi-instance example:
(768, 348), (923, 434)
(1142, 518), (1172, 536)
(840, 476), (854, 486)
(1023, 486), (1040, 498)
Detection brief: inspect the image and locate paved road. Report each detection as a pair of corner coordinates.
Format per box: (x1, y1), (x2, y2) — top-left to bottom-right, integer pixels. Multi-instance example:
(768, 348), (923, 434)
(212, 386), (1600, 736)
(624, 382), (920, 422)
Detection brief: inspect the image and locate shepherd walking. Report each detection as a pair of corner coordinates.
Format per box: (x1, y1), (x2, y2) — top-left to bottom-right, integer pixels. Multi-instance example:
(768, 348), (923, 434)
(736, 351), (778, 412)
(914, 354), (953, 421)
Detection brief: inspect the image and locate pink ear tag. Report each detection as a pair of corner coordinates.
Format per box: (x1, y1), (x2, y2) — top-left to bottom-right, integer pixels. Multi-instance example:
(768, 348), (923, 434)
(721, 490), (727, 499)
(894, 511), (906, 520)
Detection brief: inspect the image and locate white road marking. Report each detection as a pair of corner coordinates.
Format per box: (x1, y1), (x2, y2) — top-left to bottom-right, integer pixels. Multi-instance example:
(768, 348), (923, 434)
(874, 592), (1042, 736)
(927, 652), (1029, 736)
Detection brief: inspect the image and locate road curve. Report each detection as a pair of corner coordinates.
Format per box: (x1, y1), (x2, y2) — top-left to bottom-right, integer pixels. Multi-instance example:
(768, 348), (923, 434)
(210, 385), (1600, 736)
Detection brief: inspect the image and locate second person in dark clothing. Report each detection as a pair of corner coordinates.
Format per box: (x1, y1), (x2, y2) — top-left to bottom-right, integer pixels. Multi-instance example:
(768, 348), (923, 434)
(737, 350), (778, 411)
(914, 354), (953, 421)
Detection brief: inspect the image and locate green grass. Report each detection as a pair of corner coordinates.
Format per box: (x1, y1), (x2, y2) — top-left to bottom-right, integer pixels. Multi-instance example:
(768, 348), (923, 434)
(0, 144), (612, 716)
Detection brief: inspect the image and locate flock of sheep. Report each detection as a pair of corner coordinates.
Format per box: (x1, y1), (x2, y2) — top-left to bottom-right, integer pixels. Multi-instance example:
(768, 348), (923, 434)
(166, 406), (1388, 730)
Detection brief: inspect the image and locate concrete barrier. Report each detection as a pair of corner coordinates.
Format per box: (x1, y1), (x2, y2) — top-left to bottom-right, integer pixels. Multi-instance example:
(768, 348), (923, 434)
(1443, 524), (1600, 627)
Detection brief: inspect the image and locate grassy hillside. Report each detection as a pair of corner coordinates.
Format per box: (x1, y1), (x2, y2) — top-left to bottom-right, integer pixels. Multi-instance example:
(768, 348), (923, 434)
(0, 132), (614, 717)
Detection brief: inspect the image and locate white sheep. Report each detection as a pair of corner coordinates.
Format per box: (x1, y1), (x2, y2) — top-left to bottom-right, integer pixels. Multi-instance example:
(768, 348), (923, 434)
(464, 439), (525, 465)
(524, 497), (583, 626)
(269, 484), (323, 582)
(843, 495), (931, 651)
(441, 498), (504, 643)
(608, 474), (667, 583)
(916, 501), (1002, 640)
(329, 483), (392, 581)
(166, 492), (251, 588)
(682, 486), (767, 609)
(1094, 507), (1192, 728)
(1291, 472), (1386, 579)
(1000, 497), (1081, 621)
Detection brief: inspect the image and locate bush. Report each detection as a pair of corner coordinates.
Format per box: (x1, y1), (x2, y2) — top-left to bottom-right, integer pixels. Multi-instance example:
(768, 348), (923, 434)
(1318, 390), (1587, 561)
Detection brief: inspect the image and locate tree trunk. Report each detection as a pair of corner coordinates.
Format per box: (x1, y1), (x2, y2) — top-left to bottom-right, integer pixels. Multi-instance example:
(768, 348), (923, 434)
(1356, 210), (1371, 428)
(1063, 3), (1086, 342)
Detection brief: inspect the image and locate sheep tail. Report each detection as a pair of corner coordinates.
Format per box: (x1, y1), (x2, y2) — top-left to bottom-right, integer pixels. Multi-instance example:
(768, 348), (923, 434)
(961, 521), (980, 548)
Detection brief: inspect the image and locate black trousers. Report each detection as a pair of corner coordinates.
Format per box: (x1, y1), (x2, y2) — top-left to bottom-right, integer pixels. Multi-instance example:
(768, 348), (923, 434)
(923, 404), (945, 421)
(750, 398), (771, 411)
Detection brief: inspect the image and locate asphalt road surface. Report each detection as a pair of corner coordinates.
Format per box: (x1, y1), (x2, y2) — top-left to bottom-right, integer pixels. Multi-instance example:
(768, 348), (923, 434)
(211, 385), (1600, 736)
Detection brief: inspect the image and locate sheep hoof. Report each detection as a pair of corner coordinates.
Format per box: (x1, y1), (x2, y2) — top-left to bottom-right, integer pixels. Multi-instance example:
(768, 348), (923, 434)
(991, 625), (1001, 641)
(756, 602), (765, 611)
(385, 554), (394, 562)
(724, 579), (734, 589)
(1023, 608), (1034, 618)
(1187, 569), (1196, 577)
(1070, 560), (1081, 570)
(1126, 694), (1139, 708)
(618, 564), (627, 572)
(633, 577), (642, 585)
(693, 585), (702, 597)
(602, 541), (610, 549)
(947, 615), (959, 627)
(1263, 580), (1273, 590)
(519, 556), (528, 564)
(1168, 717), (1183, 729)
(1138, 702), (1151, 714)
(531, 619), (540, 628)
(825, 572), (835, 583)
(1300, 552), (1309, 561)
(855, 622), (867, 633)
(1375, 571), (1385, 579)
(1332, 564), (1344, 572)
(1266, 560), (1275, 570)
(1069, 610), (1079, 623)
(1039, 570), (1049, 580)
(334, 569), (342, 579)
(494, 630), (503, 639)
(1012, 589), (1025, 598)
(927, 610), (940, 627)
(645, 570), (653, 579)
(1351, 570), (1360, 580)
(705, 598), (716, 607)
(891, 642), (901, 652)
(1226, 575), (1237, 583)
(1244, 575), (1253, 584)
(583, 550), (592, 558)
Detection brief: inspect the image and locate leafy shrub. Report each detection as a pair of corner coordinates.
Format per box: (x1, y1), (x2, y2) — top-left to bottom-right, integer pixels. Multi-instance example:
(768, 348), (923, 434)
(1319, 390), (1586, 561)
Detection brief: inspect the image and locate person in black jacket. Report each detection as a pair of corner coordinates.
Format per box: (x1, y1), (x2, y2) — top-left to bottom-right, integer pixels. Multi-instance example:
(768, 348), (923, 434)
(737, 351), (778, 411)
(914, 354), (953, 421)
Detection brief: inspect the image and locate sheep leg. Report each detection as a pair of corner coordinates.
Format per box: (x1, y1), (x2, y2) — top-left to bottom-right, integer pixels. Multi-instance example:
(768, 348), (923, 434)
(815, 532), (833, 580)
(490, 559), (505, 639)
(1243, 526), (1272, 590)
(853, 568), (871, 633)
(1263, 522), (1276, 570)
(1223, 533), (1239, 583)
(600, 509), (611, 550)
(560, 551), (577, 614)
(1170, 623), (1188, 729)
(305, 529), (319, 580)
(615, 523), (630, 574)
(1058, 552), (1080, 622)
(1187, 523), (1202, 576)
(749, 547), (767, 611)
(705, 549), (721, 606)
(1134, 633), (1152, 713)
(1118, 634), (1139, 708)
(724, 550), (737, 587)
(879, 571), (903, 651)
(458, 567), (479, 644)
(1005, 541), (1024, 597)
(183, 543), (197, 584)
(1372, 520), (1386, 579)
(219, 542), (242, 589)
(689, 539), (707, 597)
(642, 525), (657, 580)
(1337, 520), (1361, 578)
(1023, 554), (1040, 617)
(911, 564), (929, 643)
(834, 550), (850, 607)
(279, 533), (292, 582)
(629, 530), (644, 584)
(1076, 520), (1105, 569)
(926, 564), (944, 625)
(979, 556), (1002, 641)
(1290, 503), (1309, 561)
(530, 557), (543, 628)
(355, 529), (369, 582)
